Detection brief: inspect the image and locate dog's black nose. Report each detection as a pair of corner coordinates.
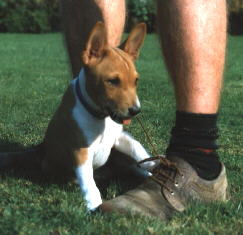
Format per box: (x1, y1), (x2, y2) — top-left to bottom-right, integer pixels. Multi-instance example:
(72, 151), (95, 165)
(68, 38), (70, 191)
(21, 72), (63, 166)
(128, 106), (141, 116)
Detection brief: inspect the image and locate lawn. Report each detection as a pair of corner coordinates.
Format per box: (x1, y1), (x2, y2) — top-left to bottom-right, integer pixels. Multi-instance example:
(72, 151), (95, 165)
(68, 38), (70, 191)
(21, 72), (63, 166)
(0, 33), (242, 234)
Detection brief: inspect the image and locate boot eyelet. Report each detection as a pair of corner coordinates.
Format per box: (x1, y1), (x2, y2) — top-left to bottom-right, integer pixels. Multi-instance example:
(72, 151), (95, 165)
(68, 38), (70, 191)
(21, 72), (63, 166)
(174, 182), (179, 187)
(170, 191), (174, 195)
(181, 174), (184, 179)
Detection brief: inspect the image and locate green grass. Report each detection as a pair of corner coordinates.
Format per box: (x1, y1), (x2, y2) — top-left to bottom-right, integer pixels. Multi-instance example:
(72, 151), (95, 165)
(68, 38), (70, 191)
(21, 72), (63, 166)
(0, 33), (242, 234)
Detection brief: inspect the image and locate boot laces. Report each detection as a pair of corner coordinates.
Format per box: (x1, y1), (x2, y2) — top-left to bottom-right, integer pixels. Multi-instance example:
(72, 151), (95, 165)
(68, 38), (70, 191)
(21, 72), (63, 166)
(138, 155), (183, 194)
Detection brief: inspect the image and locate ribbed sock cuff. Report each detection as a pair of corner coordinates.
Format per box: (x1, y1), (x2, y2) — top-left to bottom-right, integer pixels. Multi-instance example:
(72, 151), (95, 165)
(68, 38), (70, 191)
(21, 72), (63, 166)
(166, 111), (221, 180)
(168, 111), (219, 150)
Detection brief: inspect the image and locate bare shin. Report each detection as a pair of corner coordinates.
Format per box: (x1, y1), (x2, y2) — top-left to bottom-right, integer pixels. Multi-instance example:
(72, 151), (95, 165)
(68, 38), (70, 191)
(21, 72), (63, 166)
(60, 0), (126, 77)
(157, 0), (227, 113)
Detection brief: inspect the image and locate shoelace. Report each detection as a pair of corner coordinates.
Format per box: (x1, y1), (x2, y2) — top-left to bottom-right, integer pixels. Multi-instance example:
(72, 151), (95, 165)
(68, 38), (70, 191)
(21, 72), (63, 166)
(136, 116), (184, 194)
(138, 155), (183, 194)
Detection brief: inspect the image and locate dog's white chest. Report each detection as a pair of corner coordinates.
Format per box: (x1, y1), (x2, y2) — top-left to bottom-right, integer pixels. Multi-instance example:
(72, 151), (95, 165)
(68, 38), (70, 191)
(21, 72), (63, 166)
(72, 98), (122, 169)
(91, 118), (122, 169)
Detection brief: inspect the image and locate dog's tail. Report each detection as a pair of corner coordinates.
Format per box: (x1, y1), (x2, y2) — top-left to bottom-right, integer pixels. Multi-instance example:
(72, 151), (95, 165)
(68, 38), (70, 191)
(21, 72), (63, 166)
(0, 144), (43, 171)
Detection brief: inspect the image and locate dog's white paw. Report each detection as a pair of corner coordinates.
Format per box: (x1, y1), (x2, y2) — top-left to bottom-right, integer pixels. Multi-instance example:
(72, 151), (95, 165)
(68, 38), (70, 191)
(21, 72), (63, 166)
(84, 186), (102, 211)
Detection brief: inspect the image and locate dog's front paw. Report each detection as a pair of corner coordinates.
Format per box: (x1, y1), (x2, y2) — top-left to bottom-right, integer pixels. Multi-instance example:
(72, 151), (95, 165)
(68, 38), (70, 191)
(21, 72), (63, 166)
(85, 187), (102, 212)
(87, 198), (102, 212)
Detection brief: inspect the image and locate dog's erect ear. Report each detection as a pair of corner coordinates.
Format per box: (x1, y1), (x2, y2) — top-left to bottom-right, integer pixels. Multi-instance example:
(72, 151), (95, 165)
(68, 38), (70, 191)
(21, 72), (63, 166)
(82, 22), (107, 66)
(120, 23), (146, 60)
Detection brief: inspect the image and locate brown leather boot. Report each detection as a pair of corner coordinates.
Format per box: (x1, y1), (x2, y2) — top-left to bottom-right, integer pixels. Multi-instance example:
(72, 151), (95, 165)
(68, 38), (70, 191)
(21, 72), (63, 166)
(100, 156), (228, 220)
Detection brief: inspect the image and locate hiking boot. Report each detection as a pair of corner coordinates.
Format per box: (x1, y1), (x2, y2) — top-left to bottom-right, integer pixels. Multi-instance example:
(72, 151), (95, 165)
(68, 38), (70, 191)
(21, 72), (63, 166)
(100, 155), (228, 220)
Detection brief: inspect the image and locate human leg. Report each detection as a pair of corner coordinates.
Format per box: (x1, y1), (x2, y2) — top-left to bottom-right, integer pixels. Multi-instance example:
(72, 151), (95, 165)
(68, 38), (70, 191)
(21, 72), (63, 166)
(60, 0), (126, 77)
(157, 0), (226, 113)
(157, 0), (227, 180)
(100, 0), (228, 219)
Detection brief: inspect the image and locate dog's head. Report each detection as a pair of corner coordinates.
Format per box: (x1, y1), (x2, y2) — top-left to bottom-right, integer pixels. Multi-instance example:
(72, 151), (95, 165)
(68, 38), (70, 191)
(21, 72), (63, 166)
(82, 22), (146, 124)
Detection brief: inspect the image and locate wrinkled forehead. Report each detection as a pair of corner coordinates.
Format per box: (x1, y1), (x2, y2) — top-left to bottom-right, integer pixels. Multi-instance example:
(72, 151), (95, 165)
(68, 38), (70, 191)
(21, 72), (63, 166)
(94, 47), (138, 78)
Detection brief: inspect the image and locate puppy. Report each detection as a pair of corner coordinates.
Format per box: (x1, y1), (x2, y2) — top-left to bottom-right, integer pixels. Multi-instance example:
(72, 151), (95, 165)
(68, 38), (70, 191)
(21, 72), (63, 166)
(0, 22), (153, 211)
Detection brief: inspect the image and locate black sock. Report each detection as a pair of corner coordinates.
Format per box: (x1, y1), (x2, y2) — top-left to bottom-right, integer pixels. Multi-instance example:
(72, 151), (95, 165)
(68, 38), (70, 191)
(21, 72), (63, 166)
(166, 111), (222, 180)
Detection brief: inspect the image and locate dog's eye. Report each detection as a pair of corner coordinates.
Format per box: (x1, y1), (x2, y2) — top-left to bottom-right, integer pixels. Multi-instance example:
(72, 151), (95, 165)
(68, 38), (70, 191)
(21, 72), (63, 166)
(135, 78), (139, 86)
(107, 77), (120, 86)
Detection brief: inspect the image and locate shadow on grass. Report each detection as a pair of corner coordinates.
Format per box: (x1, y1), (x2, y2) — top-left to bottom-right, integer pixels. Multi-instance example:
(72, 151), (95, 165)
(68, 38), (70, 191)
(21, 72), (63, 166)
(0, 141), (146, 198)
(95, 149), (148, 198)
(0, 138), (46, 185)
(0, 138), (27, 152)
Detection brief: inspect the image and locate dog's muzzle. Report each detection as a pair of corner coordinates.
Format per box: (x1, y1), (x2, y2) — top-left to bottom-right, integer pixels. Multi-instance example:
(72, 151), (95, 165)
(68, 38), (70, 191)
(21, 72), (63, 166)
(109, 105), (141, 124)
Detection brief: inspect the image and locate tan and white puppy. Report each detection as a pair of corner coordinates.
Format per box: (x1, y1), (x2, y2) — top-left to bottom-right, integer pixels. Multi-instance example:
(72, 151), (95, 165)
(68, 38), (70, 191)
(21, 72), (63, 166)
(0, 22), (153, 211)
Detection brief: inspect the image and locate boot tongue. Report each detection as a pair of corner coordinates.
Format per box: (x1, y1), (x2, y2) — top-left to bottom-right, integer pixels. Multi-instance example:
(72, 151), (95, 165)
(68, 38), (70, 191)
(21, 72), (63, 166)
(123, 119), (131, 125)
